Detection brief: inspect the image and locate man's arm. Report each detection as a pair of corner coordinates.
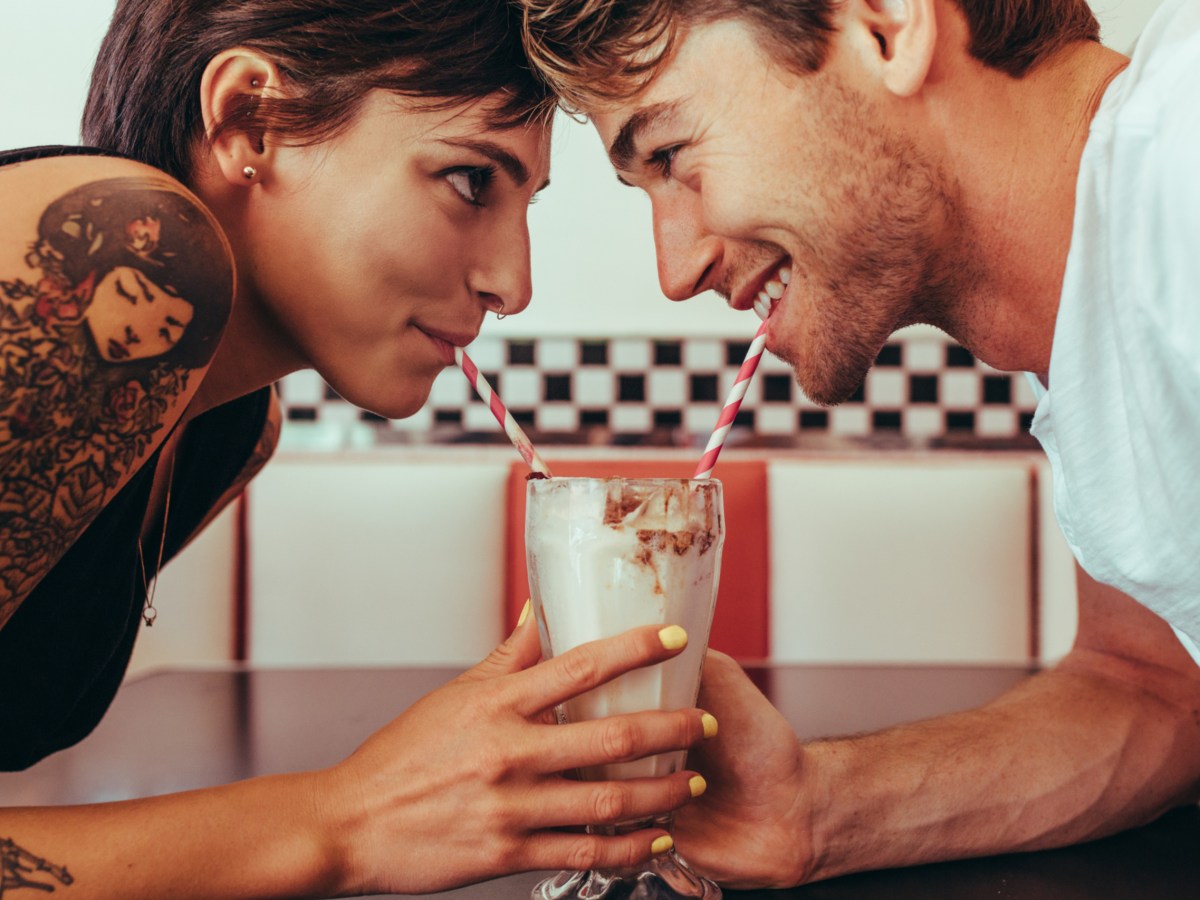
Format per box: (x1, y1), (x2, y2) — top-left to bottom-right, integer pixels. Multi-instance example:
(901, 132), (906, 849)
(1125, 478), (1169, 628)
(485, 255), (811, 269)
(674, 564), (1200, 888)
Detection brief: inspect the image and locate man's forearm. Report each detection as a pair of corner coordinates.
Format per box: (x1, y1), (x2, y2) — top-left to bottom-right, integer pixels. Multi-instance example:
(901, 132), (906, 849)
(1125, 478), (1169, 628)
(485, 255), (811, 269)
(804, 663), (1200, 882)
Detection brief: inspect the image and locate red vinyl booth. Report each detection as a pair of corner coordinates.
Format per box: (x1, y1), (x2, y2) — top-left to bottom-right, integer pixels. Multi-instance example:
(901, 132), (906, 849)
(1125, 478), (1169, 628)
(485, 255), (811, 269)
(504, 459), (770, 660)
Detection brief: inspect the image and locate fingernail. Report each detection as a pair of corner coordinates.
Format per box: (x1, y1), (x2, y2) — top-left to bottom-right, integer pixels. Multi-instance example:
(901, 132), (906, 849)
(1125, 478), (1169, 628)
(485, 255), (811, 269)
(518, 599), (531, 627)
(650, 835), (674, 855)
(688, 775), (707, 798)
(701, 713), (718, 739)
(658, 625), (688, 651)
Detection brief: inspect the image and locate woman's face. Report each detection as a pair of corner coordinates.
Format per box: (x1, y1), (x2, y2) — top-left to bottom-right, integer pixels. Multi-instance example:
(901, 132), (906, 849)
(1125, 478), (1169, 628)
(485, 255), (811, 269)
(87, 266), (195, 362)
(235, 91), (552, 419)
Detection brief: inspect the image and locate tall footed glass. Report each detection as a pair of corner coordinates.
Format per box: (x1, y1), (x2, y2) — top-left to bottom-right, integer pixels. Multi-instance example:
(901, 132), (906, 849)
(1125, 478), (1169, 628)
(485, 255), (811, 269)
(526, 477), (724, 900)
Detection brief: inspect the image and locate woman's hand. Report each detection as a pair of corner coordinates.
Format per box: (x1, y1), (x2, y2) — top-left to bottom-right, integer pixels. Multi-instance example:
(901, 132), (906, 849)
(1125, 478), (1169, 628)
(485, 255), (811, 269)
(320, 609), (714, 895)
(671, 651), (813, 889)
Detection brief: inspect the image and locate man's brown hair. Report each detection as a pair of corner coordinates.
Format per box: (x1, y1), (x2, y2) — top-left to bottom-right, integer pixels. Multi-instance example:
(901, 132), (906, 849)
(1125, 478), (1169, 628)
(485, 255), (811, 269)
(519, 0), (1100, 111)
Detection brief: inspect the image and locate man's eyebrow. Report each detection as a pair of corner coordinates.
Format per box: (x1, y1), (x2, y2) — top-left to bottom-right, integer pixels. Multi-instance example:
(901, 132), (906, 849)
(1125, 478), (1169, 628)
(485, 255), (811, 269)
(440, 138), (531, 186)
(608, 101), (682, 171)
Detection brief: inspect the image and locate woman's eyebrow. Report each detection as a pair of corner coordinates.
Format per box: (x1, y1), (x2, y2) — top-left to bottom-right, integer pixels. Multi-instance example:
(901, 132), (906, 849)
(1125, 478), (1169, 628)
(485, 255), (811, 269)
(440, 138), (531, 185)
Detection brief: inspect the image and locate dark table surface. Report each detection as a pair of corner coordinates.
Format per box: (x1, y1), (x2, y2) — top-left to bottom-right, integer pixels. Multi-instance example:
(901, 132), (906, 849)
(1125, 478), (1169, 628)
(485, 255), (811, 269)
(2, 664), (1196, 898)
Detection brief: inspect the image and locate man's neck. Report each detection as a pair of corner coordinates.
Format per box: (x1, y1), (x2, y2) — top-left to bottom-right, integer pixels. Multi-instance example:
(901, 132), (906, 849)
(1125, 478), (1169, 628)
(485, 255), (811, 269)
(933, 41), (1129, 378)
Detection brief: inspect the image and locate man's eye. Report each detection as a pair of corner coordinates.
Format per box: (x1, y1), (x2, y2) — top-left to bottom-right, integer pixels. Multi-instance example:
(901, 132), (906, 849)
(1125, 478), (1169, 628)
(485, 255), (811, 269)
(647, 145), (682, 179)
(446, 165), (496, 206)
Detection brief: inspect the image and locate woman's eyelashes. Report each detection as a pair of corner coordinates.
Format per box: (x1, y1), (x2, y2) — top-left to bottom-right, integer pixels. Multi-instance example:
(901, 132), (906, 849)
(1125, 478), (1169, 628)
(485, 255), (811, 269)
(445, 164), (497, 207)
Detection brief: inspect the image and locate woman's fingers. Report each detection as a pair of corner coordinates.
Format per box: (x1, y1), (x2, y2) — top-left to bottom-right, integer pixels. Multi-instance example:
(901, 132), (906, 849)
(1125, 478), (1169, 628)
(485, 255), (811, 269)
(457, 599), (541, 683)
(534, 708), (714, 775)
(518, 826), (677, 875)
(534, 770), (705, 829)
(504, 624), (689, 715)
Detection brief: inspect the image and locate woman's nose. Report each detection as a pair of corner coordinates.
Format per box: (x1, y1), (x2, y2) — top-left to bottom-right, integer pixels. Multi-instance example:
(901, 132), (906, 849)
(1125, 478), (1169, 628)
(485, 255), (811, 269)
(473, 223), (533, 317)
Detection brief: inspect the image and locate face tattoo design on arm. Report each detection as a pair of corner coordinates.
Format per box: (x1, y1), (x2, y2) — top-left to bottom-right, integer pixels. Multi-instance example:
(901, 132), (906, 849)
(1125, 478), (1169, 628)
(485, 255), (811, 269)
(0, 177), (232, 624)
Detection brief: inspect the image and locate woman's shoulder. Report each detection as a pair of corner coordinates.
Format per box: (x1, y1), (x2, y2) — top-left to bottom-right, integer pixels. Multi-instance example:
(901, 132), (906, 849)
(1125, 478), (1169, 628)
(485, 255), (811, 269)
(0, 148), (235, 630)
(0, 148), (231, 264)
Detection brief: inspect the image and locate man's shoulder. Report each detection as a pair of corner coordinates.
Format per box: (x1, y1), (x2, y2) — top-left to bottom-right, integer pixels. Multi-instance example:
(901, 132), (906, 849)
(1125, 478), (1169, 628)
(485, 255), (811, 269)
(1112, 0), (1200, 129)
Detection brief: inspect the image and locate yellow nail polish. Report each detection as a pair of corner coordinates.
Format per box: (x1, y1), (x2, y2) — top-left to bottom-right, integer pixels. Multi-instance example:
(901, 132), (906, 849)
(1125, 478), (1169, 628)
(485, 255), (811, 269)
(650, 835), (674, 855)
(688, 775), (707, 798)
(518, 599), (531, 627)
(658, 625), (688, 651)
(701, 713), (718, 739)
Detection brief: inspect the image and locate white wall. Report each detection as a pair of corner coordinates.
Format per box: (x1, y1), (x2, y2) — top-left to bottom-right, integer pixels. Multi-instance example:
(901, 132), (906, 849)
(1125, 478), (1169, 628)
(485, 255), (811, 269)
(0, 1), (1165, 338)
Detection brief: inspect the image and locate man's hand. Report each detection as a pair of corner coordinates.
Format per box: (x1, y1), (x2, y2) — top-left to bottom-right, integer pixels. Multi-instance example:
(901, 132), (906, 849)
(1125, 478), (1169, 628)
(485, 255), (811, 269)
(672, 651), (812, 889)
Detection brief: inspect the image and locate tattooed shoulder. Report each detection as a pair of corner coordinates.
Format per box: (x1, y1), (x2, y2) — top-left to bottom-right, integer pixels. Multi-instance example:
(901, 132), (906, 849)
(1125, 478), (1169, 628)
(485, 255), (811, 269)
(1, 165), (235, 627)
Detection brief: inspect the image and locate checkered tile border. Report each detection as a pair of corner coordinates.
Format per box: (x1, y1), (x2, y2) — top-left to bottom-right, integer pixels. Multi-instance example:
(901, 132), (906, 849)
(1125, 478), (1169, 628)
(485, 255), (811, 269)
(278, 333), (1040, 445)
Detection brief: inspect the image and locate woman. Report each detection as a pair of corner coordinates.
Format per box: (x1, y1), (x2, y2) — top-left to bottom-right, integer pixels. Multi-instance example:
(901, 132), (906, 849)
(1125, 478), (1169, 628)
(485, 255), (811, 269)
(0, 1), (712, 895)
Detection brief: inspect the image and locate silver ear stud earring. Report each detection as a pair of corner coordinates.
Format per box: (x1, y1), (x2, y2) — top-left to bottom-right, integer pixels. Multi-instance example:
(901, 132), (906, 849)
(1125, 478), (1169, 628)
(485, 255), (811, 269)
(243, 166), (257, 180)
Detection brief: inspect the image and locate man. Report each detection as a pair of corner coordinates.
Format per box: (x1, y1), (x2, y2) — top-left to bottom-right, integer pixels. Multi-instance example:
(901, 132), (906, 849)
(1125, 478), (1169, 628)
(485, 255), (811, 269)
(518, 0), (1200, 888)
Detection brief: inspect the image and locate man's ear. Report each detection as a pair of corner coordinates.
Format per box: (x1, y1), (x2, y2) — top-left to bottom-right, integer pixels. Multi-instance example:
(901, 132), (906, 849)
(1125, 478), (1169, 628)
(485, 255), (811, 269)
(199, 48), (281, 187)
(853, 0), (937, 97)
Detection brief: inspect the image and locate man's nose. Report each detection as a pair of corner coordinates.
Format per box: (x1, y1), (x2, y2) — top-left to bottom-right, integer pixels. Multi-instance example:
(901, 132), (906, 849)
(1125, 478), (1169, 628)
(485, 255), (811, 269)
(652, 191), (722, 302)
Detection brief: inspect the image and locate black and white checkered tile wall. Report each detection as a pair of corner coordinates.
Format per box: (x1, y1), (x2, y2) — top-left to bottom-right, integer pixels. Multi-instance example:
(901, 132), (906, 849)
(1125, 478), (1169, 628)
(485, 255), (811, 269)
(279, 332), (1040, 444)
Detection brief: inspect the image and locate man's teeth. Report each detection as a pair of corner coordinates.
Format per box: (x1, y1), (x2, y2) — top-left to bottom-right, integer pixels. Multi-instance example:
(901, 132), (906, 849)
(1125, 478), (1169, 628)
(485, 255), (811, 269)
(753, 266), (792, 321)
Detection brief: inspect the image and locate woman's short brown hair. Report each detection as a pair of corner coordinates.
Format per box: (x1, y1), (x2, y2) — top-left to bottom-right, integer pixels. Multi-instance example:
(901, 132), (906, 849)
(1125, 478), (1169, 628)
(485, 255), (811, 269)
(83, 0), (556, 184)
(519, 0), (1100, 111)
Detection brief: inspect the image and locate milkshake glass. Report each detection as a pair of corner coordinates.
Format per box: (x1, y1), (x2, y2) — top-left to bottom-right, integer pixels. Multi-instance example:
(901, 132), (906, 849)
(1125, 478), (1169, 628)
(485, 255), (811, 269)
(526, 476), (724, 900)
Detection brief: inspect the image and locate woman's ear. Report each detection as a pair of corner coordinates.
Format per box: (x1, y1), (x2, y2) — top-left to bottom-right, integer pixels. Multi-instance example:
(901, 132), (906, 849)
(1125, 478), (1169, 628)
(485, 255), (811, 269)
(855, 0), (937, 98)
(199, 48), (281, 187)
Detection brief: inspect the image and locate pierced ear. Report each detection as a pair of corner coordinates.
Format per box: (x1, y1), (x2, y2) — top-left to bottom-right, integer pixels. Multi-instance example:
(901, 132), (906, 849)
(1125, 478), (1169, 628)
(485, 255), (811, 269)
(200, 48), (280, 187)
(861, 0), (936, 97)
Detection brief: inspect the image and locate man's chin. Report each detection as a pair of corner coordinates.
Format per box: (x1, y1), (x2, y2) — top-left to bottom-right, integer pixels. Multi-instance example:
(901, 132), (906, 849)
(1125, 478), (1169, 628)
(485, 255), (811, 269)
(790, 360), (871, 408)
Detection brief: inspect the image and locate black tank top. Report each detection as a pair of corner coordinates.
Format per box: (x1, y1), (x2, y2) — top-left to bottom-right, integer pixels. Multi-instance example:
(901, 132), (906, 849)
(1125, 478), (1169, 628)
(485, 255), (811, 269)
(0, 146), (270, 770)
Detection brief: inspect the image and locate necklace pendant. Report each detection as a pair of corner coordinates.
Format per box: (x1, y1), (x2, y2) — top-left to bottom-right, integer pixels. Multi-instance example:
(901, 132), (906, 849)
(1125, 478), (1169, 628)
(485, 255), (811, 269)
(142, 606), (157, 627)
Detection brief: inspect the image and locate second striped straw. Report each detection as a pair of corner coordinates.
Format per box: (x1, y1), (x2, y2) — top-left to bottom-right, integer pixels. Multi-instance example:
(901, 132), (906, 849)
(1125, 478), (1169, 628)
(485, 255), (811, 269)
(693, 319), (768, 479)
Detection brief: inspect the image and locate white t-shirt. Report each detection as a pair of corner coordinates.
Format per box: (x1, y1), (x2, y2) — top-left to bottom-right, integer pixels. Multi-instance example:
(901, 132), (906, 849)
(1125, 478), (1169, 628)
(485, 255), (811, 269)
(1028, 0), (1200, 662)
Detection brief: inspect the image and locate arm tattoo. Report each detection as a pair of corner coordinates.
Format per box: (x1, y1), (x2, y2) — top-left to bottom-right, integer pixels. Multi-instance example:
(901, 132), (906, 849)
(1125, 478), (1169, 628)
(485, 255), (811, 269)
(1, 177), (233, 623)
(1, 837), (74, 894)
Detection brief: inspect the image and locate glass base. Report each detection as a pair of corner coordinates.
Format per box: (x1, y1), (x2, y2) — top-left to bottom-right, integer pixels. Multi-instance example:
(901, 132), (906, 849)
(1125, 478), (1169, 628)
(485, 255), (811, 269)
(531, 848), (721, 899)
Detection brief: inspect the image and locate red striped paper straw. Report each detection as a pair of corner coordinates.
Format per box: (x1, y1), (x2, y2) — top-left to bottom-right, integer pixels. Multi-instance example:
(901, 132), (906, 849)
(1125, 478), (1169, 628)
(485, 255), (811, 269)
(455, 346), (553, 477)
(694, 320), (768, 479)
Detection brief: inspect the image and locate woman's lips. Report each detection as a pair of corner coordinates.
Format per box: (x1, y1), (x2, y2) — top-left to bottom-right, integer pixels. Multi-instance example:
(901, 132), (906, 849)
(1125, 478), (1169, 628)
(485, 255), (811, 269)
(418, 326), (475, 366)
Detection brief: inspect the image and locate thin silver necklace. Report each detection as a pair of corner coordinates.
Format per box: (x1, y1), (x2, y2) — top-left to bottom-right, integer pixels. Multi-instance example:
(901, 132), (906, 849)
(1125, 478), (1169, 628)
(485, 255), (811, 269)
(137, 450), (176, 627)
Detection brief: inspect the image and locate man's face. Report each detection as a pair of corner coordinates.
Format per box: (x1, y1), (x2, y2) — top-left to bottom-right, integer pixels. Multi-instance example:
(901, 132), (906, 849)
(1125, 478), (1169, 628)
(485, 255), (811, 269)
(591, 17), (962, 405)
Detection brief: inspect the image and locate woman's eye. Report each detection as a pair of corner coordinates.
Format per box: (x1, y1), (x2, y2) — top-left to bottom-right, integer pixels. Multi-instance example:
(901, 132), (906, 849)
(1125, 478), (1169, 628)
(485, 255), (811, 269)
(647, 145), (683, 180)
(445, 165), (496, 206)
